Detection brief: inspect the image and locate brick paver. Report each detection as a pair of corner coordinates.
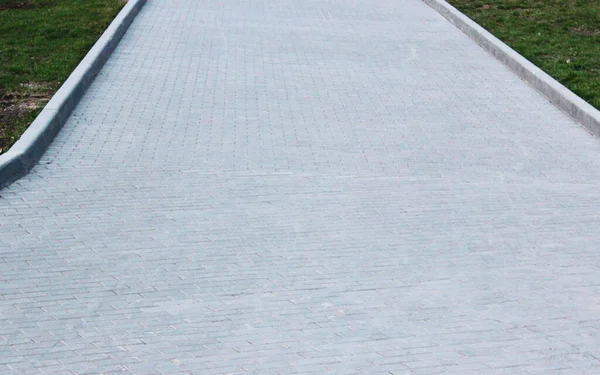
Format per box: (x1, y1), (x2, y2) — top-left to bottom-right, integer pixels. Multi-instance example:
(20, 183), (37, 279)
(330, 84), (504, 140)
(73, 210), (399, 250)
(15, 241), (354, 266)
(3, 0), (600, 374)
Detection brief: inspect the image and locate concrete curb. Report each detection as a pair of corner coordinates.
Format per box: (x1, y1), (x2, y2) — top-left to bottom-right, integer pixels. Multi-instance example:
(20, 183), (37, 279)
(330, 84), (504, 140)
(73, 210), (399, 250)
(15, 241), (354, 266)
(0, 0), (147, 190)
(422, 0), (600, 138)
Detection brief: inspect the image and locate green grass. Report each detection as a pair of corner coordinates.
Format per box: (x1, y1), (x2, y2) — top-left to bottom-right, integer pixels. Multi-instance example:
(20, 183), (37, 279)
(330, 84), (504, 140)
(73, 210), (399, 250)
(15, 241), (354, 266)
(447, 0), (600, 111)
(0, 0), (124, 153)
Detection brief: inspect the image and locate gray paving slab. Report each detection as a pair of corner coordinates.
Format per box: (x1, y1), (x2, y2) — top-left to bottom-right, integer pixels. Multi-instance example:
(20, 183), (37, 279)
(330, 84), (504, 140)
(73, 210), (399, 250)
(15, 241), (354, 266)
(2, 0), (600, 374)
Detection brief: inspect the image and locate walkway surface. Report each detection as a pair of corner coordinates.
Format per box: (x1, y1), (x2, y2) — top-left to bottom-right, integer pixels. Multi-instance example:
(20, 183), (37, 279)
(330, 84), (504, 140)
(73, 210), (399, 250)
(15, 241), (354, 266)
(3, 0), (600, 374)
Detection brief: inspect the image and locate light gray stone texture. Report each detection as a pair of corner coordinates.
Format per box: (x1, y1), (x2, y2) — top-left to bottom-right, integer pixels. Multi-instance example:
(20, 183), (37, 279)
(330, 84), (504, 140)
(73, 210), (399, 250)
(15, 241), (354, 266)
(2, 0), (600, 373)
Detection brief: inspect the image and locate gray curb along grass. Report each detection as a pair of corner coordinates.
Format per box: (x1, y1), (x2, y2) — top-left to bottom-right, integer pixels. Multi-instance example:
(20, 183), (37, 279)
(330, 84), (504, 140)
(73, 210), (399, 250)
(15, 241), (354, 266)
(423, 0), (600, 138)
(0, 0), (147, 190)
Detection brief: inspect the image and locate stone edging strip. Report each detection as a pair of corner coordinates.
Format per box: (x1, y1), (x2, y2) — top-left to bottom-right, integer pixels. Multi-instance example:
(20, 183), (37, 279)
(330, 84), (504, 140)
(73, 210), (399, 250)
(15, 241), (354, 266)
(422, 0), (600, 138)
(0, 0), (147, 190)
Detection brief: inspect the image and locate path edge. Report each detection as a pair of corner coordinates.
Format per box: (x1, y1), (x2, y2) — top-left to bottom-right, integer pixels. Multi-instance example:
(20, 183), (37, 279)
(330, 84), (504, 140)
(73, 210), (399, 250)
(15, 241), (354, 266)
(0, 0), (148, 190)
(422, 0), (600, 138)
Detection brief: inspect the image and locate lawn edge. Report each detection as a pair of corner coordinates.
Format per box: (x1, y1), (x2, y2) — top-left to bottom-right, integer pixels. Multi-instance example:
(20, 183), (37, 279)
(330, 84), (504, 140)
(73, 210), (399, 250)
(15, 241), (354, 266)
(422, 0), (600, 138)
(0, 0), (148, 190)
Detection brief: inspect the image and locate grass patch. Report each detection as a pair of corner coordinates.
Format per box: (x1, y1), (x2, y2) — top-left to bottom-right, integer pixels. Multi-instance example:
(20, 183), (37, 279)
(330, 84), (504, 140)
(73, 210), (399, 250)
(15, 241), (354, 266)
(0, 0), (124, 154)
(447, 0), (600, 111)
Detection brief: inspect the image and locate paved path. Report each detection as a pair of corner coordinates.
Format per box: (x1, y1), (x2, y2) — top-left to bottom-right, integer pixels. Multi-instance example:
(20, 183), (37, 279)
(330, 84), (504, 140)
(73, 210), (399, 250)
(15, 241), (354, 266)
(3, 0), (600, 374)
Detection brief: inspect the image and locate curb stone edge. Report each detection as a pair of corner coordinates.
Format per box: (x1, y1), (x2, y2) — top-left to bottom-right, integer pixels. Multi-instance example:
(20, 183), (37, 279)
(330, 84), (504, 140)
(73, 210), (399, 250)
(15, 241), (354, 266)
(422, 0), (600, 139)
(0, 0), (148, 190)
